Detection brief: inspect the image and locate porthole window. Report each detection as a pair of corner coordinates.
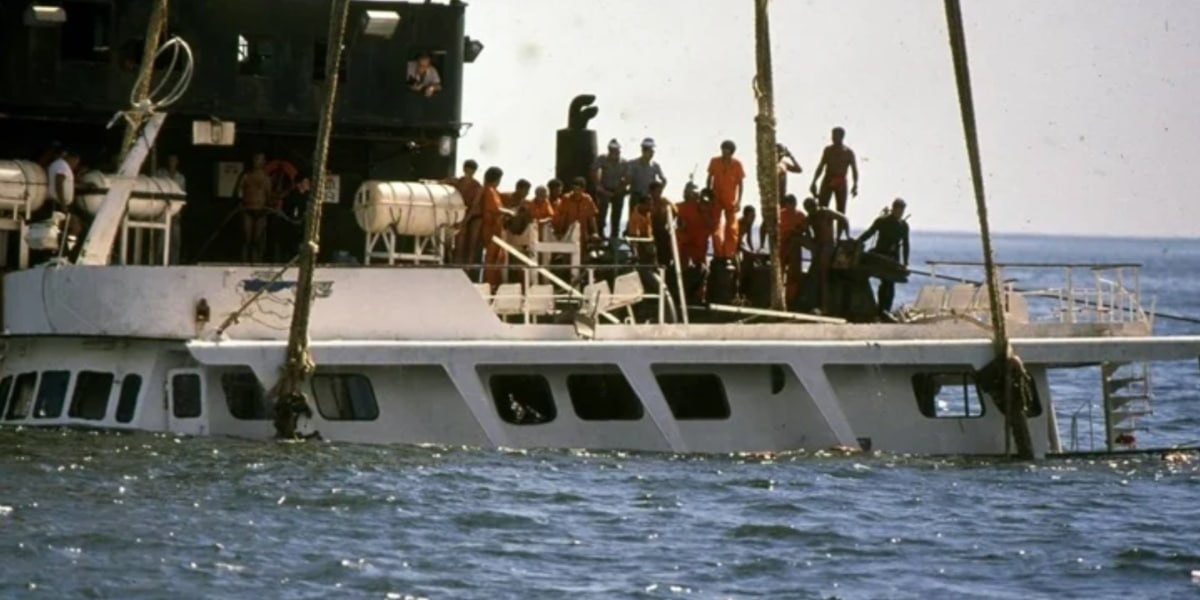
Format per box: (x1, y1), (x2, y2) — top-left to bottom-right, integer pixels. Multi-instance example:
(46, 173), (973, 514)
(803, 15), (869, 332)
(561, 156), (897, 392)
(222, 371), (270, 420)
(33, 370), (70, 419)
(69, 371), (114, 421)
(567, 372), (644, 421)
(115, 374), (142, 424)
(312, 374), (379, 421)
(171, 373), (203, 419)
(912, 373), (985, 418)
(6, 372), (38, 420)
(489, 375), (555, 425)
(655, 373), (731, 420)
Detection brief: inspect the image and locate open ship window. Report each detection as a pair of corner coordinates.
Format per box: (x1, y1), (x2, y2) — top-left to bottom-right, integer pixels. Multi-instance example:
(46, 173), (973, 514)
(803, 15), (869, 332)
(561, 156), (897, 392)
(0, 376), (11, 421)
(34, 371), (70, 419)
(116, 375), (142, 424)
(6, 373), (38, 420)
(313, 374), (379, 421)
(237, 34), (277, 77)
(171, 373), (203, 419)
(912, 373), (984, 418)
(70, 371), (114, 421)
(567, 373), (644, 421)
(489, 375), (555, 425)
(655, 373), (731, 420)
(222, 371), (269, 421)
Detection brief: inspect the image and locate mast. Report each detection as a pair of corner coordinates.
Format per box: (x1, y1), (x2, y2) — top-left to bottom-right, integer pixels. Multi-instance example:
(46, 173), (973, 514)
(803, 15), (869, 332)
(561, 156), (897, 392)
(943, 0), (1035, 459)
(118, 0), (169, 163)
(753, 0), (786, 310)
(274, 0), (352, 438)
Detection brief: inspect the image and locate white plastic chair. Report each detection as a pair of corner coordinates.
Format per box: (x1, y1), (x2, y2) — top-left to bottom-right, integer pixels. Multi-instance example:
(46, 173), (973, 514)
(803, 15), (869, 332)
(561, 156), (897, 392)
(608, 272), (645, 312)
(492, 283), (524, 316)
(945, 283), (978, 314)
(524, 284), (556, 320)
(911, 285), (947, 314)
(581, 280), (611, 316)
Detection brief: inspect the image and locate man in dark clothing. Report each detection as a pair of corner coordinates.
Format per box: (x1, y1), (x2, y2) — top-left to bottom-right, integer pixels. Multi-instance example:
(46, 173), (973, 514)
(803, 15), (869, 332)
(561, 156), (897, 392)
(857, 198), (910, 315)
(276, 174), (311, 263)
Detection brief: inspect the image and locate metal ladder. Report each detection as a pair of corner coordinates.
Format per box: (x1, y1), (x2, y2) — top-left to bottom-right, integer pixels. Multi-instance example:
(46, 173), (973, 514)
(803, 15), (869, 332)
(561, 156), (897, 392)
(1102, 361), (1153, 451)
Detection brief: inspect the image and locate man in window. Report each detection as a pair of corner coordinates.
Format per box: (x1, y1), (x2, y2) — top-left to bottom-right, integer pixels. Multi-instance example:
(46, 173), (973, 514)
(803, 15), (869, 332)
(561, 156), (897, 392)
(407, 52), (441, 97)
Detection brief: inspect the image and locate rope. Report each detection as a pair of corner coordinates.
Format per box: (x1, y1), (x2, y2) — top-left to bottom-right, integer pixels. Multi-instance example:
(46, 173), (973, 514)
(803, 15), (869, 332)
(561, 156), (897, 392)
(274, 0), (352, 439)
(944, 0), (1034, 459)
(752, 0), (786, 311)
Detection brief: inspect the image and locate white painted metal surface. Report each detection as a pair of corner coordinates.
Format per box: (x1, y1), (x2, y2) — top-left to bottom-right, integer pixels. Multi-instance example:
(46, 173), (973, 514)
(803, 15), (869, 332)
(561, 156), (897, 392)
(353, 180), (464, 236)
(0, 160), (48, 214)
(77, 171), (185, 220)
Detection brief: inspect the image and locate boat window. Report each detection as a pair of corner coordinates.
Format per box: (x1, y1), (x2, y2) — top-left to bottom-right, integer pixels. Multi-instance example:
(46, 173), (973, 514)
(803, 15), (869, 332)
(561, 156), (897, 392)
(33, 370), (70, 419)
(69, 371), (114, 421)
(6, 373), (38, 420)
(567, 373), (644, 421)
(222, 371), (269, 421)
(237, 34), (277, 77)
(655, 374), (731, 420)
(171, 373), (203, 419)
(60, 1), (113, 63)
(312, 374), (379, 421)
(912, 373), (985, 418)
(770, 365), (787, 395)
(115, 374), (142, 424)
(489, 375), (555, 425)
(0, 376), (12, 420)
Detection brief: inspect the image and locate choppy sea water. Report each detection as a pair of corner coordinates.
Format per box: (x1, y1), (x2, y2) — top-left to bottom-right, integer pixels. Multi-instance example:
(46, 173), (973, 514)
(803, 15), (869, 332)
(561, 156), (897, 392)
(2, 233), (1200, 599)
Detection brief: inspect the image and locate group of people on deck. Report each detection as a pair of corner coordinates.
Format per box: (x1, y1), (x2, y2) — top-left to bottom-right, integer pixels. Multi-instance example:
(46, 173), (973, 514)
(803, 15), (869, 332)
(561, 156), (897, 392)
(448, 126), (911, 317)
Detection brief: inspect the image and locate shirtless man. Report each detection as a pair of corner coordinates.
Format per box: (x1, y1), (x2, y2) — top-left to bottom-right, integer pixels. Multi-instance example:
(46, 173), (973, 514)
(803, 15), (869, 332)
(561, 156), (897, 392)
(239, 153), (271, 263)
(801, 197), (849, 314)
(809, 127), (859, 236)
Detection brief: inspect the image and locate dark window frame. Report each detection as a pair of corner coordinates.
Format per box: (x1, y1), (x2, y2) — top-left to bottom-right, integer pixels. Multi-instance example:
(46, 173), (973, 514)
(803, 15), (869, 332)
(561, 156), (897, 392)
(237, 33), (278, 77)
(0, 376), (12, 421)
(654, 373), (732, 421)
(6, 372), (38, 420)
(312, 373), (379, 421)
(69, 371), (115, 421)
(115, 374), (142, 424)
(60, 0), (115, 64)
(911, 372), (986, 419)
(171, 372), (203, 419)
(33, 370), (71, 419)
(488, 374), (556, 425)
(221, 371), (270, 421)
(566, 372), (644, 421)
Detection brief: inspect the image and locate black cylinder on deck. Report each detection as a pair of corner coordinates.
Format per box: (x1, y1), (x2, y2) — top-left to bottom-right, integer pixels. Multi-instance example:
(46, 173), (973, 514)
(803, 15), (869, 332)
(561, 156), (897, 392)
(555, 95), (599, 185)
(707, 258), (737, 305)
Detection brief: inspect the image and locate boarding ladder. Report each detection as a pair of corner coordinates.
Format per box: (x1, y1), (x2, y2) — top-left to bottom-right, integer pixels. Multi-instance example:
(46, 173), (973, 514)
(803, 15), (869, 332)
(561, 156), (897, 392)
(1101, 361), (1153, 451)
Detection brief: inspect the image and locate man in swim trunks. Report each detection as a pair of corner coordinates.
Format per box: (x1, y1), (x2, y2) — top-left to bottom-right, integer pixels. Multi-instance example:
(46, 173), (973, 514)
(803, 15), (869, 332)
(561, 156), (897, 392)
(809, 127), (859, 236)
(239, 152), (271, 263)
(801, 197), (848, 315)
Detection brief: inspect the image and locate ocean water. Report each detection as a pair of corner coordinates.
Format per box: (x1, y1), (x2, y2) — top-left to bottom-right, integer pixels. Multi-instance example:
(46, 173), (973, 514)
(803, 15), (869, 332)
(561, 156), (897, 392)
(2, 233), (1200, 599)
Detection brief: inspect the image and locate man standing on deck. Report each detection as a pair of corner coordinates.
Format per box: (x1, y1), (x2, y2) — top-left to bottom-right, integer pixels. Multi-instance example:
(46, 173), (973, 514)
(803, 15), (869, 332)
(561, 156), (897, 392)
(675, 183), (711, 268)
(239, 152), (272, 263)
(857, 198), (910, 316)
(777, 143), (803, 201)
(479, 167), (506, 289)
(552, 176), (600, 254)
(801, 197), (849, 314)
(450, 159), (483, 265)
(707, 140), (745, 260)
(809, 127), (859, 236)
(626, 138), (667, 210)
(591, 139), (628, 239)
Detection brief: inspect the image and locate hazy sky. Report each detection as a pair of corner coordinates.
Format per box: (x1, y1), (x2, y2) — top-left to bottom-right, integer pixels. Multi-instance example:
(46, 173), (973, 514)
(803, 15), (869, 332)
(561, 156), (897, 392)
(459, 0), (1200, 237)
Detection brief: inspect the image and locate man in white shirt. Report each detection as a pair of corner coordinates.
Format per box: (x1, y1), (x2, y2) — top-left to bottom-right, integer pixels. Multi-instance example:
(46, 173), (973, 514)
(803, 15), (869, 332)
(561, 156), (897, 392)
(155, 154), (186, 190)
(46, 150), (79, 213)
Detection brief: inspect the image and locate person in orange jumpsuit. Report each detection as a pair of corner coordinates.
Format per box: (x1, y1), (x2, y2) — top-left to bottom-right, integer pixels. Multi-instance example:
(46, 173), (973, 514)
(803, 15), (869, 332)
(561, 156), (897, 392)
(449, 160), (483, 265)
(479, 166), (507, 289)
(624, 197), (656, 264)
(526, 185), (555, 221)
(501, 178), (531, 211)
(552, 176), (599, 254)
(675, 183), (711, 268)
(776, 194), (808, 307)
(706, 140), (745, 260)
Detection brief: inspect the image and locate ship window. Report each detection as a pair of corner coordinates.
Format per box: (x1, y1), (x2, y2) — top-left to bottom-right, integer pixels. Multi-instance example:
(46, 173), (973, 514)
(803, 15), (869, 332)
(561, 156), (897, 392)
(60, 1), (113, 63)
(312, 374), (378, 421)
(222, 371), (269, 421)
(489, 375), (555, 425)
(0, 376), (11, 420)
(69, 371), (114, 421)
(912, 373), (985, 418)
(33, 370), (70, 419)
(115, 374), (142, 423)
(6, 373), (38, 420)
(567, 373), (644, 421)
(171, 373), (203, 419)
(237, 34), (276, 77)
(770, 365), (787, 395)
(313, 41), (348, 82)
(655, 374), (731, 420)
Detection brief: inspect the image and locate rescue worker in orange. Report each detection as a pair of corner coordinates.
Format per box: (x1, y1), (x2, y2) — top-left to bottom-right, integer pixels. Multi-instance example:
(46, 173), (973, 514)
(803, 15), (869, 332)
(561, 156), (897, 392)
(547, 179), (564, 208)
(646, 180), (677, 267)
(479, 166), (507, 289)
(502, 179), (531, 211)
(450, 159), (484, 265)
(624, 197), (656, 264)
(706, 140), (745, 260)
(675, 183), (711, 268)
(776, 195), (807, 307)
(527, 185), (555, 222)
(552, 176), (599, 254)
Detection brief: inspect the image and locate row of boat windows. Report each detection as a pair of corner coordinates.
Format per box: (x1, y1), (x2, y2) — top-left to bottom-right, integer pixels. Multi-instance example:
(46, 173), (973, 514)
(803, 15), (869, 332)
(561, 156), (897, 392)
(0, 371), (142, 423)
(490, 373), (732, 425)
(911, 373), (1043, 419)
(218, 373), (379, 422)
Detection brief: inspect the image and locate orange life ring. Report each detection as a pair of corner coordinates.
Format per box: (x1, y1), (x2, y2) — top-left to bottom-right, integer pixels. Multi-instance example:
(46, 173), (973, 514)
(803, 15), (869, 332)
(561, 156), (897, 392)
(264, 159), (298, 209)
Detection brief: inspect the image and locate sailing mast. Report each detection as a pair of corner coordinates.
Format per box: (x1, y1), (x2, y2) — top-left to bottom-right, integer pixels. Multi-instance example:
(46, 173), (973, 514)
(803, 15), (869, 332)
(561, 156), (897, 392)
(274, 0), (352, 438)
(119, 0), (169, 163)
(753, 0), (786, 310)
(943, 0), (1035, 459)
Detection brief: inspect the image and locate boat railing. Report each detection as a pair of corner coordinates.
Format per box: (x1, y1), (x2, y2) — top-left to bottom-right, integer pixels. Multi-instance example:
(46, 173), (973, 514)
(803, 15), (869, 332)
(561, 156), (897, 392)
(922, 261), (1152, 327)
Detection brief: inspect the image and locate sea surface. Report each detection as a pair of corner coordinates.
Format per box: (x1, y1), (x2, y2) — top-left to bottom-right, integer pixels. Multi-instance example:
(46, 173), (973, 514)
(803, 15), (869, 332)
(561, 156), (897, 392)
(3, 233), (1200, 599)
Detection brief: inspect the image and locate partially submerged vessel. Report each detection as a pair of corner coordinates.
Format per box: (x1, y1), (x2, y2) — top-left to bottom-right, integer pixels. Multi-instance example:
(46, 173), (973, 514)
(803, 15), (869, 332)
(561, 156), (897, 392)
(0, 0), (1196, 456)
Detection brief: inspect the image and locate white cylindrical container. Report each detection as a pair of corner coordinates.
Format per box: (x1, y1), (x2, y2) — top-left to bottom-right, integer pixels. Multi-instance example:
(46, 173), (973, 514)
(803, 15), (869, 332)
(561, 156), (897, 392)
(0, 160), (48, 214)
(77, 172), (186, 219)
(353, 181), (465, 236)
